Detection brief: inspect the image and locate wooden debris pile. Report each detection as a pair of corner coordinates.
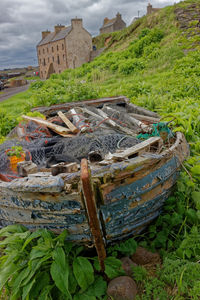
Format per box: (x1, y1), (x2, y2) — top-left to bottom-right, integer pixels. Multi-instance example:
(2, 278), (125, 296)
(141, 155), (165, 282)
(0, 97), (164, 181)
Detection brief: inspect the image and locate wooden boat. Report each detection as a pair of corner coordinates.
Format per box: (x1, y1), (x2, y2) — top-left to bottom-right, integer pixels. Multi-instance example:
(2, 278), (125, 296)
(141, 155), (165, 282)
(0, 96), (189, 260)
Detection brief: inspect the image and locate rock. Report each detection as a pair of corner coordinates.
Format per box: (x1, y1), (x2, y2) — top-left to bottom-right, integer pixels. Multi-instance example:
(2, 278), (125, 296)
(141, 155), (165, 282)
(131, 247), (160, 265)
(120, 257), (137, 277)
(107, 276), (137, 300)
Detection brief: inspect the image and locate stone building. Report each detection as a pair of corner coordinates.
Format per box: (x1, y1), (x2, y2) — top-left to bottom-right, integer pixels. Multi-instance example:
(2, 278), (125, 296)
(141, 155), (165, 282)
(37, 18), (92, 79)
(147, 3), (161, 15)
(100, 13), (126, 34)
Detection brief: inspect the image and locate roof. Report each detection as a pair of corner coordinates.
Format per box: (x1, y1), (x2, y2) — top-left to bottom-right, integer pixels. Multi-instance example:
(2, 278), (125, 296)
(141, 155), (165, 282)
(100, 18), (116, 30)
(37, 26), (72, 46)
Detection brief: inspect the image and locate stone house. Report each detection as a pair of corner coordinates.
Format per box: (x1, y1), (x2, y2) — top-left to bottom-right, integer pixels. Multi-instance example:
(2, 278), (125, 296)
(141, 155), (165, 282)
(100, 13), (126, 35)
(37, 18), (92, 79)
(147, 3), (161, 15)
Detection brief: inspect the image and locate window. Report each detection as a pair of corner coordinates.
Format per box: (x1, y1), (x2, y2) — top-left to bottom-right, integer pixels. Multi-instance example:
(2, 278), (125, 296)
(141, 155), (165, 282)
(62, 44), (64, 50)
(52, 47), (54, 52)
(63, 54), (65, 60)
(52, 56), (54, 62)
(59, 70), (61, 73)
(43, 48), (45, 54)
(43, 58), (46, 66)
(57, 55), (60, 65)
(57, 45), (59, 51)
(40, 59), (41, 64)
(48, 57), (49, 62)
(39, 50), (40, 55)
(47, 48), (49, 53)
(41, 71), (43, 77)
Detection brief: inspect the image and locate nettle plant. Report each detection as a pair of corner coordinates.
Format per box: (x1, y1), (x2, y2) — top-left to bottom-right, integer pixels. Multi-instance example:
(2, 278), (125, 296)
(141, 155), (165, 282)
(0, 225), (137, 300)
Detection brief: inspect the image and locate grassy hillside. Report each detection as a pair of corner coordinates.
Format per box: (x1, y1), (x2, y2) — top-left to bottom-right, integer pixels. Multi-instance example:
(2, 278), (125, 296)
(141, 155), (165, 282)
(0, 0), (200, 299)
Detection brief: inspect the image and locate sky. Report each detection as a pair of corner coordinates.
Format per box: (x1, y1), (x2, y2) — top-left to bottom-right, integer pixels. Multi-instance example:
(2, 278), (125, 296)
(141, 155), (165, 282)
(0, 0), (181, 70)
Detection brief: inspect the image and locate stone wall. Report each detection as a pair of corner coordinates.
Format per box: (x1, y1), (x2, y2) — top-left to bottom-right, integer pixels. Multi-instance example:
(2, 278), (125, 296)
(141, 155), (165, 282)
(38, 39), (67, 79)
(66, 19), (92, 69)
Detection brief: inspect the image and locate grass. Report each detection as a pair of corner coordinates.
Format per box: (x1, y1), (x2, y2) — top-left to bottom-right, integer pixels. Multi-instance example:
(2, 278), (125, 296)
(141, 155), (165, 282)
(0, 0), (200, 298)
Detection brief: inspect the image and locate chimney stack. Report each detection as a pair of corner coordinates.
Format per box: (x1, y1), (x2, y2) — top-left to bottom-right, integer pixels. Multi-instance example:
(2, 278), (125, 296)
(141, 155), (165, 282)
(147, 3), (153, 15)
(54, 24), (65, 34)
(71, 18), (83, 28)
(42, 30), (50, 39)
(116, 12), (121, 19)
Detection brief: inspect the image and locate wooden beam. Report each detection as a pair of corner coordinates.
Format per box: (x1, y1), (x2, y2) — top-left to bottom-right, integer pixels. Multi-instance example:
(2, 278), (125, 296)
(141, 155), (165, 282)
(57, 111), (78, 133)
(81, 159), (106, 272)
(127, 103), (160, 118)
(31, 96), (128, 117)
(129, 113), (160, 124)
(22, 115), (73, 137)
(102, 137), (162, 162)
(97, 109), (136, 136)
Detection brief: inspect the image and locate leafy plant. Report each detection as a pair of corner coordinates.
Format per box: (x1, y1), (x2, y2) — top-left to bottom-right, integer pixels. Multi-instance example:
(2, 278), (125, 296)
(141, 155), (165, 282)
(0, 225), (132, 299)
(6, 146), (24, 158)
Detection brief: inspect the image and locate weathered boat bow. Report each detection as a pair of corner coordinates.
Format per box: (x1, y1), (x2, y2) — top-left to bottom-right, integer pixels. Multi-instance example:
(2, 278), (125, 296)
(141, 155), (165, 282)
(0, 96), (189, 253)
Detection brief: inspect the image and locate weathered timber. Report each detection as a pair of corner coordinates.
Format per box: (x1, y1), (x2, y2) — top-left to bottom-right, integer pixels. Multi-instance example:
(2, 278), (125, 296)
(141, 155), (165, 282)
(97, 109), (136, 136)
(22, 115), (73, 137)
(31, 96), (128, 117)
(57, 111), (79, 133)
(102, 137), (162, 162)
(127, 103), (160, 118)
(51, 162), (79, 176)
(129, 113), (160, 124)
(81, 159), (106, 271)
(103, 105), (149, 131)
(17, 161), (38, 177)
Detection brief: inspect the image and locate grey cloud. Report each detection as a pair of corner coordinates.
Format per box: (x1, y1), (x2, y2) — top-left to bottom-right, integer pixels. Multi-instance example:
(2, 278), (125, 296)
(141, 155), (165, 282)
(0, 0), (180, 69)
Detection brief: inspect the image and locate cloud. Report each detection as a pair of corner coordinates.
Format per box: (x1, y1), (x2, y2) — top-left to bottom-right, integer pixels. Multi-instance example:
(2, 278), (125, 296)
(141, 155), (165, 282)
(0, 0), (180, 69)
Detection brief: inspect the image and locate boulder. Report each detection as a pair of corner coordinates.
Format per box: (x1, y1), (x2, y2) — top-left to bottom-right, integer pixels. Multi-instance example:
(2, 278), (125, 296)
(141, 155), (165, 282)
(120, 257), (137, 277)
(131, 247), (160, 265)
(107, 276), (137, 300)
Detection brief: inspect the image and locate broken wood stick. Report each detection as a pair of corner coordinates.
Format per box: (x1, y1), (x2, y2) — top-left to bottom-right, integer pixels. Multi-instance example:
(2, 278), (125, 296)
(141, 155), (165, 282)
(129, 113), (160, 124)
(97, 109), (136, 136)
(51, 162), (79, 176)
(103, 105), (149, 131)
(57, 111), (79, 133)
(22, 115), (73, 137)
(126, 103), (160, 118)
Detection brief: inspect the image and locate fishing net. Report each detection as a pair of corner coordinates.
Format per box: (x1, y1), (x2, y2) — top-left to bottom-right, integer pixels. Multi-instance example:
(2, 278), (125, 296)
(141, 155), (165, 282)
(0, 104), (143, 180)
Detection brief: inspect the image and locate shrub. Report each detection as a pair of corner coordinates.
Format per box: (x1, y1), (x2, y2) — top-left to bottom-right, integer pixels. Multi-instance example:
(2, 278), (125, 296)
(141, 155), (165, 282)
(119, 58), (145, 75)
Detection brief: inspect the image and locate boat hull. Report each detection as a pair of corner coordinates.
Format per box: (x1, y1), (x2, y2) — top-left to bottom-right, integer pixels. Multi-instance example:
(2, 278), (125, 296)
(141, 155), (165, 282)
(0, 132), (189, 246)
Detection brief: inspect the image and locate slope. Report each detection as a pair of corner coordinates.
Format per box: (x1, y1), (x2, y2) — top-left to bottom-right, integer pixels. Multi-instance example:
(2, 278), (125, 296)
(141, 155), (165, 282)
(0, 1), (199, 298)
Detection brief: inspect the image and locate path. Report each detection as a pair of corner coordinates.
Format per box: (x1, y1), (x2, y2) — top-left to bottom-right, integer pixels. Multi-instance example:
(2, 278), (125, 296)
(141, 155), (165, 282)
(0, 84), (30, 103)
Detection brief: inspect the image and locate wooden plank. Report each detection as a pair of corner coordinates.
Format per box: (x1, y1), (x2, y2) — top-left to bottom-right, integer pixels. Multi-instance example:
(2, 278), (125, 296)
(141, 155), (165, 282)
(57, 111), (78, 133)
(31, 96), (128, 116)
(22, 115), (73, 137)
(97, 109), (136, 136)
(127, 103), (160, 118)
(103, 106), (149, 131)
(129, 113), (160, 123)
(81, 159), (106, 272)
(102, 137), (161, 162)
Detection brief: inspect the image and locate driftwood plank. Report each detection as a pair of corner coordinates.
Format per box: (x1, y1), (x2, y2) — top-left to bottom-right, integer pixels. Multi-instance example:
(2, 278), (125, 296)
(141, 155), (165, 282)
(31, 96), (128, 117)
(127, 103), (160, 118)
(102, 137), (161, 162)
(97, 109), (136, 136)
(22, 115), (73, 137)
(129, 113), (160, 123)
(57, 111), (79, 133)
(103, 106), (149, 131)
